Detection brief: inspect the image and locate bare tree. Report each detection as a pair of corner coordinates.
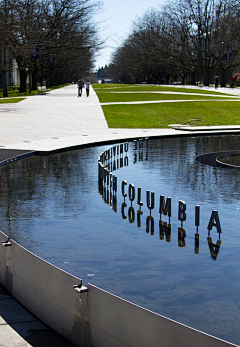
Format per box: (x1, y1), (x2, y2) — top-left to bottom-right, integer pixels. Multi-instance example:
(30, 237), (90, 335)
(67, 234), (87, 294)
(0, 0), (102, 92)
(110, 0), (240, 85)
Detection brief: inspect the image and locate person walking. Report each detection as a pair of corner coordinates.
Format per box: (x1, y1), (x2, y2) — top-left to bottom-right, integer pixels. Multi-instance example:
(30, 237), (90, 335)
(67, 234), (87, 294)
(77, 78), (84, 97)
(214, 76), (218, 89)
(85, 79), (90, 97)
(229, 75), (234, 89)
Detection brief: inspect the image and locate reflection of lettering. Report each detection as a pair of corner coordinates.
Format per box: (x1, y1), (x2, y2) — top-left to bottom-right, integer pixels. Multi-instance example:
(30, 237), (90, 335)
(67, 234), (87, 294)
(146, 190), (155, 215)
(103, 187), (109, 204)
(112, 175), (117, 193)
(159, 221), (171, 242)
(109, 191), (117, 208)
(137, 210), (143, 227)
(98, 141), (224, 260)
(133, 140), (138, 150)
(120, 144), (123, 155)
(178, 227), (186, 247)
(112, 194), (117, 212)
(121, 203), (127, 219)
(195, 233), (199, 254)
(133, 138), (148, 150)
(133, 138), (148, 164)
(128, 207), (135, 223)
(207, 210), (222, 234)
(207, 236), (221, 260)
(98, 180), (103, 196)
(103, 186), (106, 202)
(146, 216), (154, 235)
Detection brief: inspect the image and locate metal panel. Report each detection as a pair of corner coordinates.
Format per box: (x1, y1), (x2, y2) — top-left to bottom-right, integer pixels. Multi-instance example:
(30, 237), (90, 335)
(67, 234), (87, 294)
(10, 240), (91, 347)
(0, 231), (12, 294)
(0, 230), (91, 347)
(88, 284), (237, 347)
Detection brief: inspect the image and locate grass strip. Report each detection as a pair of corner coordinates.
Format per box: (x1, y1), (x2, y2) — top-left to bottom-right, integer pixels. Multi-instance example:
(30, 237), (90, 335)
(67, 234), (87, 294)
(93, 84), (240, 128)
(102, 101), (240, 128)
(0, 98), (26, 104)
(97, 93), (235, 103)
(93, 84), (234, 95)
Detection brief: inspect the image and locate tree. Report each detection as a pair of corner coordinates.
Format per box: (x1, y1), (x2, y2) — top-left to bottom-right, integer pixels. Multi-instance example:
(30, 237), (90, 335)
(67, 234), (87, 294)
(110, 0), (240, 85)
(0, 0), (102, 92)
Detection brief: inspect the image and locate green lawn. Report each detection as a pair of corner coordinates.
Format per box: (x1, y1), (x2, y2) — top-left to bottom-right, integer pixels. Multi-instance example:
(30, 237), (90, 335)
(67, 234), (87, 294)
(94, 84), (232, 94)
(93, 84), (240, 128)
(0, 98), (26, 104)
(97, 92), (235, 103)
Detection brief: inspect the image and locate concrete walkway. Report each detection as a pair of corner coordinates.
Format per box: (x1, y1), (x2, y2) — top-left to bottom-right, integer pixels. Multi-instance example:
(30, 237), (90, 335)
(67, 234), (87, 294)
(1, 83), (240, 154)
(1, 83), (240, 346)
(0, 284), (75, 347)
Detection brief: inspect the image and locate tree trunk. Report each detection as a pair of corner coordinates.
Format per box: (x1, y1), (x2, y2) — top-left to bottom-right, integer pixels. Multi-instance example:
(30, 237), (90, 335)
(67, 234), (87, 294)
(221, 69), (226, 87)
(204, 71), (209, 86)
(191, 71), (196, 85)
(19, 69), (27, 93)
(2, 46), (8, 97)
(31, 64), (38, 90)
(2, 70), (8, 97)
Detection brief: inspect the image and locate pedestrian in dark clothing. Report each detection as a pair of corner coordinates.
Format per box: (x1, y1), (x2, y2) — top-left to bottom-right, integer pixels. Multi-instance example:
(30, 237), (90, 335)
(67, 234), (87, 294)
(77, 78), (84, 97)
(229, 76), (234, 89)
(85, 79), (90, 97)
(214, 76), (218, 89)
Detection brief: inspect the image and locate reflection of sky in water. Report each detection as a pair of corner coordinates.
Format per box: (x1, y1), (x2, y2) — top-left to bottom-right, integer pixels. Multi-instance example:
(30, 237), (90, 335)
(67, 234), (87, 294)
(0, 135), (240, 344)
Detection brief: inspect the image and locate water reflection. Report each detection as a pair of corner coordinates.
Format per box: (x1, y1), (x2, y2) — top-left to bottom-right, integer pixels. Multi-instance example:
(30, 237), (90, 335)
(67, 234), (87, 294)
(1, 136), (240, 344)
(146, 215), (154, 235)
(159, 221), (171, 242)
(207, 230), (221, 260)
(98, 138), (225, 260)
(178, 227), (186, 247)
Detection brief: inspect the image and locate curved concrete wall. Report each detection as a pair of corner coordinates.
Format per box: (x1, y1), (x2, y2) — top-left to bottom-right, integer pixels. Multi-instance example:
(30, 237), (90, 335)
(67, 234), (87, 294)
(0, 230), (237, 347)
(195, 150), (240, 167)
(0, 230), (91, 347)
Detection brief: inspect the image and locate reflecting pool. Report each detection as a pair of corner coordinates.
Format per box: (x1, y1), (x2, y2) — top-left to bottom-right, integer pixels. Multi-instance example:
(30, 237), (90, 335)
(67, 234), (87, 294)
(0, 134), (240, 345)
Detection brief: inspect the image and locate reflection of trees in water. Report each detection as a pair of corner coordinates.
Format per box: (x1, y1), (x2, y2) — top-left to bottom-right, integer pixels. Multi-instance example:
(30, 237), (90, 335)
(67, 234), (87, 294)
(0, 147), (98, 244)
(136, 136), (240, 205)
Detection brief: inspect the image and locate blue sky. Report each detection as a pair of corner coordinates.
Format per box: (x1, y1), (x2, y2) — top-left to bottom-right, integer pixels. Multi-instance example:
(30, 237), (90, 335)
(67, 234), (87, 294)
(94, 0), (166, 69)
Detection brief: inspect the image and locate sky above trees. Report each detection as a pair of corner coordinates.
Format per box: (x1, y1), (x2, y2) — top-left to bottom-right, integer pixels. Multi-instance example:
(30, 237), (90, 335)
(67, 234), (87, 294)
(95, 0), (166, 69)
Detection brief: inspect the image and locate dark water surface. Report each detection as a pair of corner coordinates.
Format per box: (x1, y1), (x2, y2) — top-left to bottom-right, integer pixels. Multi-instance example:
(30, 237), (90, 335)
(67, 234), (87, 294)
(0, 135), (240, 345)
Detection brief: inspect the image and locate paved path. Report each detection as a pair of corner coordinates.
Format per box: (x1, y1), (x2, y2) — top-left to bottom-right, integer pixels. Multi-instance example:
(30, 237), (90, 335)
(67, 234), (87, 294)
(0, 285), (75, 347)
(1, 83), (240, 346)
(1, 84), (240, 153)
